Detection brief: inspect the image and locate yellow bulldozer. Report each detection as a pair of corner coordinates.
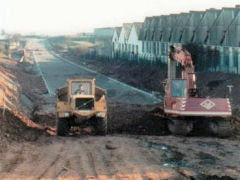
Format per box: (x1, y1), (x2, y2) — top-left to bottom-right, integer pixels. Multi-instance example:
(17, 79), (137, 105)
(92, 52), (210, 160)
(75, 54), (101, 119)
(56, 78), (107, 136)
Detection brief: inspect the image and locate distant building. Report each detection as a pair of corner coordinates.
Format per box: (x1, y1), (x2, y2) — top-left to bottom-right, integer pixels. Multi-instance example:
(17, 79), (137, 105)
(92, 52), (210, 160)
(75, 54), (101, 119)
(118, 23), (132, 58)
(112, 27), (122, 58)
(94, 27), (114, 40)
(93, 27), (115, 58)
(112, 23), (143, 60)
(127, 22), (143, 60)
(138, 5), (240, 74)
(96, 5), (240, 74)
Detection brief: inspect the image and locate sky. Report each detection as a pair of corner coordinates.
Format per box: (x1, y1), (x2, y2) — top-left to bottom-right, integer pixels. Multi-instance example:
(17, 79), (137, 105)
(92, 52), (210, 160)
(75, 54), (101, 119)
(0, 0), (239, 35)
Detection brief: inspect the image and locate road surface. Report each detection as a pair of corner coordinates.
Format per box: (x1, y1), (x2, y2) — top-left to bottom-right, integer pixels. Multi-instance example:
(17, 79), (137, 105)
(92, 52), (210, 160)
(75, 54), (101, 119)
(29, 39), (160, 105)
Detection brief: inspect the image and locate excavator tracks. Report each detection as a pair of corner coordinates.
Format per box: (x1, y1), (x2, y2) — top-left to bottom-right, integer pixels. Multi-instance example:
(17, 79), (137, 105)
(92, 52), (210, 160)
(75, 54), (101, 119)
(167, 117), (232, 137)
(208, 118), (232, 137)
(168, 119), (193, 136)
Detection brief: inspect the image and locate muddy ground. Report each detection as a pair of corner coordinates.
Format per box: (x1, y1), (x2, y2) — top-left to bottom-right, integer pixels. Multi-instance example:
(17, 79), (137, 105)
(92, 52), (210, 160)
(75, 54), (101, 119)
(0, 41), (240, 179)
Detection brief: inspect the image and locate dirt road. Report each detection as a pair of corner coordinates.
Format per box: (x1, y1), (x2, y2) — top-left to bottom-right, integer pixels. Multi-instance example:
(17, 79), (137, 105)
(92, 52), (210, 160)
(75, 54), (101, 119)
(1, 135), (240, 180)
(29, 39), (160, 105)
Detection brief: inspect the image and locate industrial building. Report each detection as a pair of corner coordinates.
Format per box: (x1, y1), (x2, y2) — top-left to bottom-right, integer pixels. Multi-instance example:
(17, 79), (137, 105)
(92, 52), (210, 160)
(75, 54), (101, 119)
(109, 5), (240, 74)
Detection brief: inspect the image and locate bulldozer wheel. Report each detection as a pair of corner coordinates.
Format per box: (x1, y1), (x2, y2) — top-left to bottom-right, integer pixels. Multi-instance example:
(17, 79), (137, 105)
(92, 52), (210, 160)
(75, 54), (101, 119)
(168, 119), (193, 136)
(56, 118), (70, 136)
(96, 117), (108, 135)
(209, 119), (232, 137)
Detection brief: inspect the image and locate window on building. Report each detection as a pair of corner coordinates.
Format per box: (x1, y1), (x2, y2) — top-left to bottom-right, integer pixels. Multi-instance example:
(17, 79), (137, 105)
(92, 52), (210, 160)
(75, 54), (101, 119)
(142, 42), (145, 52)
(224, 47), (229, 72)
(149, 42), (152, 53)
(146, 42), (149, 52)
(161, 43), (165, 55)
(132, 45), (135, 53)
(153, 42), (156, 54)
(136, 45), (138, 54)
(234, 48), (238, 72)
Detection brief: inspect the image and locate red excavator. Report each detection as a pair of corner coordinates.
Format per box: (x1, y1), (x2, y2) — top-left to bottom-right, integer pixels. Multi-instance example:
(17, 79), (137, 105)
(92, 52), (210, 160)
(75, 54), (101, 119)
(163, 46), (232, 136)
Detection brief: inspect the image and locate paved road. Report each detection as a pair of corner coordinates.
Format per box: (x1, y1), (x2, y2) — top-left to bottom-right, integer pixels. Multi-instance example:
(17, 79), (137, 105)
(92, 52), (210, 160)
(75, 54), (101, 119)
(29, 39), (161, 105)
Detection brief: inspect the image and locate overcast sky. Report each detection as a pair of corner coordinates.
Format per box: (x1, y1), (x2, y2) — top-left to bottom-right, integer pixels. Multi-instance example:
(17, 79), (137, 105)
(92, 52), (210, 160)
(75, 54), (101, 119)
(0, 0), (239, 35)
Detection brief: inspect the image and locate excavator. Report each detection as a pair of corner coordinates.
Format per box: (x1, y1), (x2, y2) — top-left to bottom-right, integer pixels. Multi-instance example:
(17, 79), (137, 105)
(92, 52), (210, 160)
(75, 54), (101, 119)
(163, 46), (232, 136)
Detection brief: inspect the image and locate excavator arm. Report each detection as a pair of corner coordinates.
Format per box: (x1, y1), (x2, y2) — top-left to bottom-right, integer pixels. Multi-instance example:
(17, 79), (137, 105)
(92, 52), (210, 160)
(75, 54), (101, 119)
(169, 46), (197, 97)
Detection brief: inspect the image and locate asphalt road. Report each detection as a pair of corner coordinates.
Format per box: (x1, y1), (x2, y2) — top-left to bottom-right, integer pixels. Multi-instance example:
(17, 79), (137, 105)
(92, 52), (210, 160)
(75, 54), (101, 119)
(29, 39), (161, 105)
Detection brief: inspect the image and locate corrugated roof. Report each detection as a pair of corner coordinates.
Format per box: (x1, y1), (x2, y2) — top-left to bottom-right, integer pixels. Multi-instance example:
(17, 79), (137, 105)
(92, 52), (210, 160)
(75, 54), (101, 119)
(114, 27), (122, 37)
(132, 22), (143, 36)
(123, 23), (132, 40)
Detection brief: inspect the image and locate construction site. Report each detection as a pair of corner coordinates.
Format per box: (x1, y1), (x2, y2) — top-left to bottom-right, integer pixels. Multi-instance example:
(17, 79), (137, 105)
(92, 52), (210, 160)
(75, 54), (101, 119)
(0, 1), (240, 180)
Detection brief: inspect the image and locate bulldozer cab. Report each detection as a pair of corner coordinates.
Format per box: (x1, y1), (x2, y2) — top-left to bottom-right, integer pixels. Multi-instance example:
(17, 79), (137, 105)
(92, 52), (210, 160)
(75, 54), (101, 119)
(67, 79), (96, 111)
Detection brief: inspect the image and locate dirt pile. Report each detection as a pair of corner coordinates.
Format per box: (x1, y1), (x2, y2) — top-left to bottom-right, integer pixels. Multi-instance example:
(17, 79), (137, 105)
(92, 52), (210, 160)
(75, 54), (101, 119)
(0, 62), (18, 110)
(0, 55), (54, 152)
(0, 109), (45, 142)
(108, 103), (168, 135)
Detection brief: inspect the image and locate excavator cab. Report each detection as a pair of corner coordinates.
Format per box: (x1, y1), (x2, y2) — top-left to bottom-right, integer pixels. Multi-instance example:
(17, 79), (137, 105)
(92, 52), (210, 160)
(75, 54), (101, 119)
(171, 79), (187, 98)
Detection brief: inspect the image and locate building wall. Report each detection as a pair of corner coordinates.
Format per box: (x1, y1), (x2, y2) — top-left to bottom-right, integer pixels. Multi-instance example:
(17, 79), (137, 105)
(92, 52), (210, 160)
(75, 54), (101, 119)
(136, 6), (240, 74)
(127, 25), (142, 55)
(93, 6), (240, 74)
(112, 30), (119, 51)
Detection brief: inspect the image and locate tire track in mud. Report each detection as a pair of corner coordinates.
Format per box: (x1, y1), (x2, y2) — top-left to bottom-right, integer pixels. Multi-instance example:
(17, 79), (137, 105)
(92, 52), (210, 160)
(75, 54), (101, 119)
(0, 145), (26, 179)
(63, 139), (91, 179)
(1, 142), (65, 179)
(79, 139), (101, 179)
(76, 137), (122, 179)
(37, 154), (61, 179)
(114, 139), (145, 179)
(35, 140), (79, 179)
(95, 145), (120, 177)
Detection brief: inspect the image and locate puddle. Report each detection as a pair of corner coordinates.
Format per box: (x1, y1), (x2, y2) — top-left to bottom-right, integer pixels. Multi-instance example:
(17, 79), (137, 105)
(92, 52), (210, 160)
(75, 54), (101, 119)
(162, 160), (189, 168)
(140, 141), (190, 168)
(198, 174), (236, 180)
(162, 150), (190, 168)
(139, 141), (171, 151)
(198, 152), (217, 165)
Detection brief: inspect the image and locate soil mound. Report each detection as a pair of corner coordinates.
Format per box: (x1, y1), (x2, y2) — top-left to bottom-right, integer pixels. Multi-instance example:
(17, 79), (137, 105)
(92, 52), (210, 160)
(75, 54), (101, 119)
(107, 103), (168, 135)
(0, 109), (46, 142)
